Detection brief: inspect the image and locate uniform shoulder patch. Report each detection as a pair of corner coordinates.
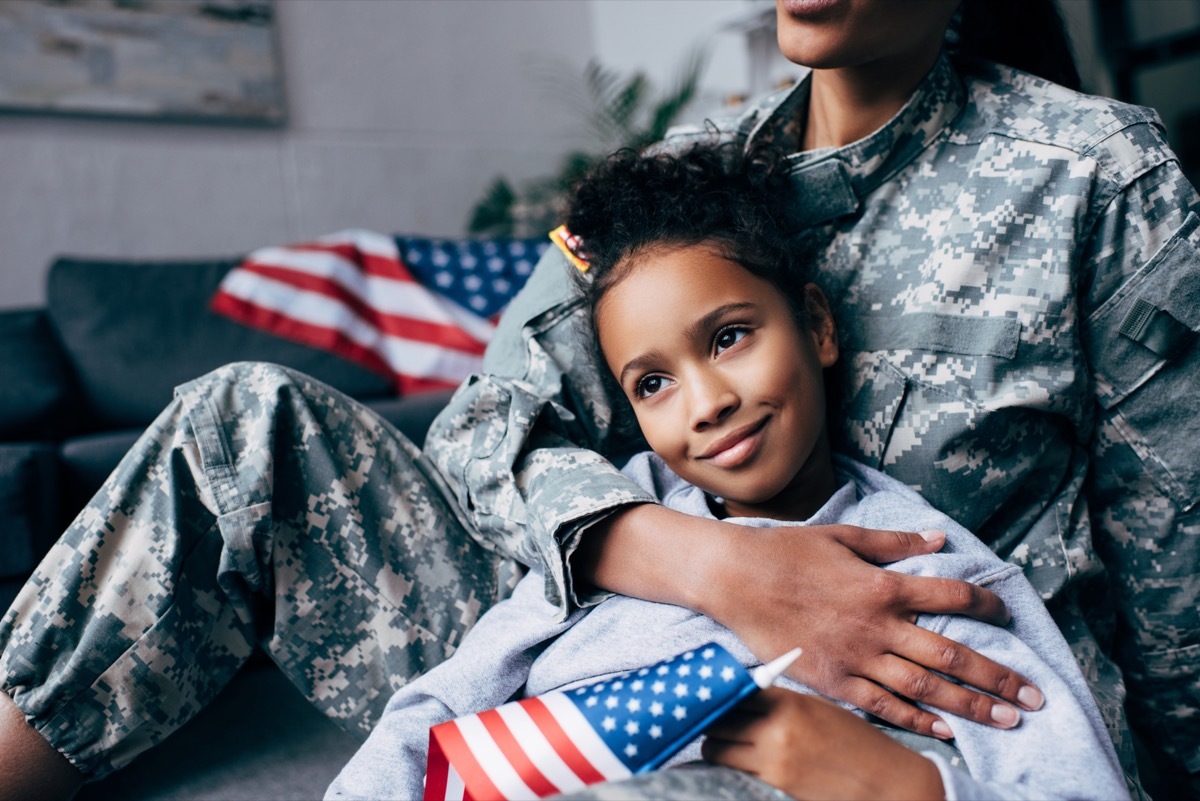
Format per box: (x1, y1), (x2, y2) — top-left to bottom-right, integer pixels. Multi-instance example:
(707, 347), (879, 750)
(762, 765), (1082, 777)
(550, 225), (590, 274)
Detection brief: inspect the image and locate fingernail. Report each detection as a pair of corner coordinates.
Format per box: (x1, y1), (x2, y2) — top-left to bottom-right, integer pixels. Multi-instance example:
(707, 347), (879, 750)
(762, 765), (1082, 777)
(991, 704), (1019, 727)
(918, 529), (945, 542)
(1018, 685), (1044, 710)
(931, 720), (953, 739)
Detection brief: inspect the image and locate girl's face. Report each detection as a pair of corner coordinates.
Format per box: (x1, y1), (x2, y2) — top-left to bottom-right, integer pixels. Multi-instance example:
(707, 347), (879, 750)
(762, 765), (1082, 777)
(595, 243), (839, 520)
(774, 0), (958, 71)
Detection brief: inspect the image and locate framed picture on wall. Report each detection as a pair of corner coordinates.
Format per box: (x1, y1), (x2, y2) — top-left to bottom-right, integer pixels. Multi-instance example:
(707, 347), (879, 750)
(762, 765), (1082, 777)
(0, 0), (285, 125)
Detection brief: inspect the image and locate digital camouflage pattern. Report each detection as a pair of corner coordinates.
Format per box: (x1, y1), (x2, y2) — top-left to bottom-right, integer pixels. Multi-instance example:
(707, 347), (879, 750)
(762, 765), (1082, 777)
(0, 363), (519, 778)
(426, 53), (1200, 792)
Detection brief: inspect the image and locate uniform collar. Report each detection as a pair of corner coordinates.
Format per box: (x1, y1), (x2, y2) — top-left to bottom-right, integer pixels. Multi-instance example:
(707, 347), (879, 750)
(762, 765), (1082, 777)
(749, 53), (965, 228)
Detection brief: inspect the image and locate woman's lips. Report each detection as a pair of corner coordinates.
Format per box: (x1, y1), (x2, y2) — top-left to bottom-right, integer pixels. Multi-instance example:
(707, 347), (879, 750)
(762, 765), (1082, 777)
(777, 0), (843, 19)
(698, 418), (770, 468)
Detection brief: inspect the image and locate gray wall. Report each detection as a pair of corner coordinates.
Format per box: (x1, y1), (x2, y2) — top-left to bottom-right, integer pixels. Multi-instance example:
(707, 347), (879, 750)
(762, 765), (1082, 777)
(0, 0), (596, 309)
(3, 0), (1198, 311)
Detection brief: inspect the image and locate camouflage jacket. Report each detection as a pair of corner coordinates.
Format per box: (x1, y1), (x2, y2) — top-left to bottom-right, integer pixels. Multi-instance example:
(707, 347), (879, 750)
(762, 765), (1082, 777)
(424, 54), (1200, 777)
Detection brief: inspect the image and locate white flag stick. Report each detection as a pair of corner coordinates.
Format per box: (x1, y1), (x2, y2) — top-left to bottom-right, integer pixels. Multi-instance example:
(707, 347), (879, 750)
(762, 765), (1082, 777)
(751, 647), (803, 689)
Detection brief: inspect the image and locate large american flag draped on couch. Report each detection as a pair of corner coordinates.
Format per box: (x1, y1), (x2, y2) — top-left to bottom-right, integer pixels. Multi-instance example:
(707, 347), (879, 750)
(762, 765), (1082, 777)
(210, 230), (548, 395)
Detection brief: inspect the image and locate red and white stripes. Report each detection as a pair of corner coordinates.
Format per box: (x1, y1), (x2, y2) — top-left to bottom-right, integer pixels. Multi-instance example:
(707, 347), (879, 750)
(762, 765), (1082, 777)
(211, 230), (494, 394)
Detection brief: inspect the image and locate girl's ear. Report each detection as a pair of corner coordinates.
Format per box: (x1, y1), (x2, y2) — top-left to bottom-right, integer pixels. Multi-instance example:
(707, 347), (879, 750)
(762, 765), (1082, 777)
(803, 284), (839, 368)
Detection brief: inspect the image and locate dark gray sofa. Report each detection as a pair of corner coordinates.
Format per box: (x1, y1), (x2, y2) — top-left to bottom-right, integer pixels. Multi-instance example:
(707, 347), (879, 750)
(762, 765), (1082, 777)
(0, 256), (455, 798)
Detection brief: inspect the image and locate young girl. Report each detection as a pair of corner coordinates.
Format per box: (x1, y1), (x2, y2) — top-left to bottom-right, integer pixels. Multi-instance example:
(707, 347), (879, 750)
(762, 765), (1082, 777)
(325, 145), (1129, 801)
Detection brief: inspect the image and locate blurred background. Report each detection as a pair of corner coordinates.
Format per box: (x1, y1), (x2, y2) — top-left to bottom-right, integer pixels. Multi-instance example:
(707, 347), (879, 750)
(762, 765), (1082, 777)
(1, 0), (1198, 311)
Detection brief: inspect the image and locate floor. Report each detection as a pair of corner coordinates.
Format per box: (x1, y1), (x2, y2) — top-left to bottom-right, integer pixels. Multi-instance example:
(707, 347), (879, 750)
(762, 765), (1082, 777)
(77, 664), (360, 801)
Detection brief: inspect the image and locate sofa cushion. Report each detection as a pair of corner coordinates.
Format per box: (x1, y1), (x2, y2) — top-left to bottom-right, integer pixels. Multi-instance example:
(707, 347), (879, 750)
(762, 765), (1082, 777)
(0, 309), (76, 439)
(47, 257), (395, 430)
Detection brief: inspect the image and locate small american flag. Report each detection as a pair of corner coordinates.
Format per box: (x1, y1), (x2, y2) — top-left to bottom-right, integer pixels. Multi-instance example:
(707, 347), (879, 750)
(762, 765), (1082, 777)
(424, 643), (801, 801)
(210, 230), (547, 395)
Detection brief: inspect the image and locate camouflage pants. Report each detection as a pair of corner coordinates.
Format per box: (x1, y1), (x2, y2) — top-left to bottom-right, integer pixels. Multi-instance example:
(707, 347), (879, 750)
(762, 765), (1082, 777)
(0, 362), (519, 779)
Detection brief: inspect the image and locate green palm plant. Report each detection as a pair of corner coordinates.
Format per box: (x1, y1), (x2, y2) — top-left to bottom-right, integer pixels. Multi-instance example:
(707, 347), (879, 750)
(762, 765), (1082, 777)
(468, 48), (708, 238)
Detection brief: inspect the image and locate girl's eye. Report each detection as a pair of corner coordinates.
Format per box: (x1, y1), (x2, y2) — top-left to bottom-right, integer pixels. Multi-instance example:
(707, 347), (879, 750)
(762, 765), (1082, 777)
(635, 374), (670, 399)
(714, 326), (749, 355)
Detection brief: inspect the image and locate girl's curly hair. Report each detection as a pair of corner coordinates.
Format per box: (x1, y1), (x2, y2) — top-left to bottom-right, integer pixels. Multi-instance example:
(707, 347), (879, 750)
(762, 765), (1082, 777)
(562, 142), (812, 324)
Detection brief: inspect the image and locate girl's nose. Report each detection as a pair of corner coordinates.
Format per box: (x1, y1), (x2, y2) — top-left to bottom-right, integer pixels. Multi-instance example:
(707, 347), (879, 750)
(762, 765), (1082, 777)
(688, 374), (739, 430)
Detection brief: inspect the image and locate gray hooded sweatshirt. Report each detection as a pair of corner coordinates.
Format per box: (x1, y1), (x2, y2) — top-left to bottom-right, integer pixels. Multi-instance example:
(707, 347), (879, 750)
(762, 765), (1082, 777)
(327, 454), (1128, 801)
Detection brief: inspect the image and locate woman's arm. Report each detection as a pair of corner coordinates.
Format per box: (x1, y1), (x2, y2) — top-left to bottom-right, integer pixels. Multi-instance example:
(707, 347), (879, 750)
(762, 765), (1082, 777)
(1079, 153), (1200, 786)
(577, 504), (1039, 739)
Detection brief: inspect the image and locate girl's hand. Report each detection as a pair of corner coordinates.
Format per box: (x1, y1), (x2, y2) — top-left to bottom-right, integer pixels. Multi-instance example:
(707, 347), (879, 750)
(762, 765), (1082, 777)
(701, 687), (945, 801)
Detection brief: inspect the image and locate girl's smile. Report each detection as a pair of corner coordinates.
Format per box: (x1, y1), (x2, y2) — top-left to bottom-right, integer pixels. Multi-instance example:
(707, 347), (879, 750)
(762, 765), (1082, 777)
(696, 415), (771, 468)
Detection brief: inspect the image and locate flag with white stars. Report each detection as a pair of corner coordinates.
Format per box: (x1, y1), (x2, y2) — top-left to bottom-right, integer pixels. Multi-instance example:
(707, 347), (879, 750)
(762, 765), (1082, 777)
(423, 642), (801, 801)
(211, 229), (546, 395)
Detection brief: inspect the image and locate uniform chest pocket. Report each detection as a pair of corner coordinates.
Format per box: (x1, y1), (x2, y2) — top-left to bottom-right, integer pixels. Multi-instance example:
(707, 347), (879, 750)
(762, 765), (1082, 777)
(833, 312), (1021, 479)
(836, 354), (910, 470)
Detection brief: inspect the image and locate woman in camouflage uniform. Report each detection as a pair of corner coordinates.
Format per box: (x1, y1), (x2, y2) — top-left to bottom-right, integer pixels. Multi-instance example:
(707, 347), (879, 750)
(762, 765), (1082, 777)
(3, 0), (1197, 798)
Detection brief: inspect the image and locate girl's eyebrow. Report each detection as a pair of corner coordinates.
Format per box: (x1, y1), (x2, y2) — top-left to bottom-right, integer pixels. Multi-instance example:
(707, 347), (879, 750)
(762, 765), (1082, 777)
(616, 302), (758, 386)
(683, 302), (757, 343)
(617, 349), (669, 388)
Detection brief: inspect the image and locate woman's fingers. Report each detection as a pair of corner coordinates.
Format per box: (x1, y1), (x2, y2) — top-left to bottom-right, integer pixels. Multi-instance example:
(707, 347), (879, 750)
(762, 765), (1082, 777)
(835, 529), (1012, 626)
(798, 621), (1042, 735)
(889, 626), (1044, 712)
(832, 675), (953, 738)
(900, 573), (1011, 626)
(702, 525), (1037, 735)
(832, 525), (947, 565)
(868, 654), (1017, 734)
(833, 623), (1043, 735)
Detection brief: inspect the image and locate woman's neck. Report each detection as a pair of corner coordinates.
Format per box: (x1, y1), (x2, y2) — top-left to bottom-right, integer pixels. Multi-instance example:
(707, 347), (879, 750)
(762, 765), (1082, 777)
(802, 45), (943, 151)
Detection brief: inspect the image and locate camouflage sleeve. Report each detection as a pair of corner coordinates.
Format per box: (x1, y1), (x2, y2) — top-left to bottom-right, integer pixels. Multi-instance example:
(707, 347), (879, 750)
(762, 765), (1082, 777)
(423, 245), (655, 617)
(1079, 140), (1200, 780)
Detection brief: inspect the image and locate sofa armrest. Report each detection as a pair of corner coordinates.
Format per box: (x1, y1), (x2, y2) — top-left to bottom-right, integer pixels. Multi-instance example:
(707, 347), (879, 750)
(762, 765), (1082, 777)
(0, 443), (59, 580)
(0, 309), (76, 440)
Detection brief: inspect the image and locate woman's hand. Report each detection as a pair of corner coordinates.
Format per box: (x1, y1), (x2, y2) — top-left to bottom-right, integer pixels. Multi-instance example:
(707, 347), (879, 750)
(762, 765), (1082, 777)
(701, 687), (945, 801)
(576, 504), (1044, 738)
